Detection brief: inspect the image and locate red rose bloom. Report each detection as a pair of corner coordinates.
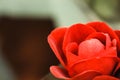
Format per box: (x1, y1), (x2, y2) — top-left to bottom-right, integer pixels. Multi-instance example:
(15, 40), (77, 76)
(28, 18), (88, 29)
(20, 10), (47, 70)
(48, 22), (120, 80)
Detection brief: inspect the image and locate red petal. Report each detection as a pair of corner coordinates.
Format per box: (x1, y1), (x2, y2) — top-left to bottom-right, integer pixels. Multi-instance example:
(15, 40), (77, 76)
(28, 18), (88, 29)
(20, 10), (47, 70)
(87, 22), (120, 57)
(65, 42), (117, 73)
(66, 42), (78, 55)
(65, 42), (79, 67)
(86, 32), (115, 50)
(86, 32), (116, 50)
(86, 22), (117, 40)
(104, 33), (112, 49)
(93, 75), (119, 80)
(69, 57), (118, 77)
(50, 66), (70, 79)
(86, 32), (106, 45)
(63, 23), (96, 53)
(69, 70), (101, 80)
(102, 47), (117, 57)
(115, 30), (120, 40)
(48, 28), (67, 67)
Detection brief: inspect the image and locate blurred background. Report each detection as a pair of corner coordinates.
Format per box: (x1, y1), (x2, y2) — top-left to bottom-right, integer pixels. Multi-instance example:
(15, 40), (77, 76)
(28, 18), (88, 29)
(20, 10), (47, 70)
(0, 0), (119, 80)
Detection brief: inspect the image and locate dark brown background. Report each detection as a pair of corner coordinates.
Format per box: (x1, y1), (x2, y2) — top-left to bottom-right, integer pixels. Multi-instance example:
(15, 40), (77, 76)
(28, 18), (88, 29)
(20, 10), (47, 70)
(0, 17), (58, 80)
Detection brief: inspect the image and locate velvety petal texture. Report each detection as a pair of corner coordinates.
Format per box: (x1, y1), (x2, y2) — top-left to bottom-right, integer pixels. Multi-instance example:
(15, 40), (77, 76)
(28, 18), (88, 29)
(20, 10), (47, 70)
(47, 22), (120, 80)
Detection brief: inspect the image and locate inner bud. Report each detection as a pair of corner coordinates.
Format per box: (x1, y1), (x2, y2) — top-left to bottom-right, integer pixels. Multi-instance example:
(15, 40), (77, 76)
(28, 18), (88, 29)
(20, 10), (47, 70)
(78, 39), (105, 59)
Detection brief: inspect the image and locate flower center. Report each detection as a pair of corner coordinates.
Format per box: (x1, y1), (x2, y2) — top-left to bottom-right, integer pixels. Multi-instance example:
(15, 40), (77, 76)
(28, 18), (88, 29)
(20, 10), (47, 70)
(78, 39), (105, 59)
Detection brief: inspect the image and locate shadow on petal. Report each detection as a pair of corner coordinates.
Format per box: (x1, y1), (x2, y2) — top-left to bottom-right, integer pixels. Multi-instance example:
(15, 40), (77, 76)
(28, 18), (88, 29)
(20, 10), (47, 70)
(69, 70), (101, 80)
(113, 61), (120, 78)
(50, 66), (70, 79)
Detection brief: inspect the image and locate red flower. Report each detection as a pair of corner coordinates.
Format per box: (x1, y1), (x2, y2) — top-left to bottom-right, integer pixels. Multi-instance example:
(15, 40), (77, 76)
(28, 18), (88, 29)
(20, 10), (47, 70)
(47, 22), (120, 80)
